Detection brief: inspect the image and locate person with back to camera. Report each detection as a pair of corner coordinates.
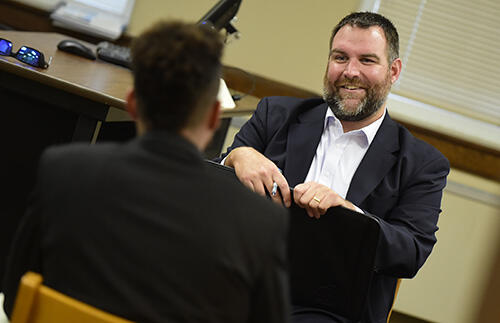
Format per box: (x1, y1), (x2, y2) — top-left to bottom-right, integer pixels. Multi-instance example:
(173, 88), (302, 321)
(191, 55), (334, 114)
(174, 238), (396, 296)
(217, 11), (450, 323)
(2, 20), (290, 323)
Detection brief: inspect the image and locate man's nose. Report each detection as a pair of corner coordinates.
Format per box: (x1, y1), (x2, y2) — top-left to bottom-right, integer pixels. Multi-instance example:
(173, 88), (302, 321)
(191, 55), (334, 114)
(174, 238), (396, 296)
(343, 60), (361, 78)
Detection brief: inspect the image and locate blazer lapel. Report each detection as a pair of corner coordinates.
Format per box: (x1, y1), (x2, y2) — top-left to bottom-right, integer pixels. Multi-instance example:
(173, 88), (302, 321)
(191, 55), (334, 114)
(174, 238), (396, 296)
(347, 113), (400, 205)
(284, 104), (327, 187)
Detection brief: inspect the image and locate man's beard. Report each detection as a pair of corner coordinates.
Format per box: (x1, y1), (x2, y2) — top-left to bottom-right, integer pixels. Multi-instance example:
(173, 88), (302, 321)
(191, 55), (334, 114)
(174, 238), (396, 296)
(322, 70), (392, 122)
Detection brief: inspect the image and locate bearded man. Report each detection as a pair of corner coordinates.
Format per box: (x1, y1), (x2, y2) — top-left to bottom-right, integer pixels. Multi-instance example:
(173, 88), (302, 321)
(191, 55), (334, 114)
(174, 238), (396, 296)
(216, 11), (450, 323)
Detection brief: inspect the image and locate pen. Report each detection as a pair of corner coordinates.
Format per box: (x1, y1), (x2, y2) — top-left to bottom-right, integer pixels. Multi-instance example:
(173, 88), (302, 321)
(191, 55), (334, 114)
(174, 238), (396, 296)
(271, 167), (283, 197)
(271, 182), (278, 196)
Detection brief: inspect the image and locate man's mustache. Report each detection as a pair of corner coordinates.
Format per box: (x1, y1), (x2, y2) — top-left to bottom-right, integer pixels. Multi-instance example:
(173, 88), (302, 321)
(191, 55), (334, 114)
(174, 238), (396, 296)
(333, 77), (368, 89)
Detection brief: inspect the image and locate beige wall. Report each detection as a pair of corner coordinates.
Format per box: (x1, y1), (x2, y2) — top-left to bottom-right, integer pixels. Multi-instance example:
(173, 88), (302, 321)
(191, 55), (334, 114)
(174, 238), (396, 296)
(127, 0), (358, 94)
(129, 2), (500, 323)
(394, 170), (500, 323)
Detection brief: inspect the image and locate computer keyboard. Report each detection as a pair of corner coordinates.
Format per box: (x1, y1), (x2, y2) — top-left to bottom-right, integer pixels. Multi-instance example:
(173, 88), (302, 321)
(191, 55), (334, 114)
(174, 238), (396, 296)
(96, 41), (131, 68)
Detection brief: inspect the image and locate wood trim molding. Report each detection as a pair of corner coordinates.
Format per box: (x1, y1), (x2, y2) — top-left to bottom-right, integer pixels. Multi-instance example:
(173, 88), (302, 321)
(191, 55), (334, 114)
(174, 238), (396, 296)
(398, 122), (500, 182)
(222, 66), (319, 99)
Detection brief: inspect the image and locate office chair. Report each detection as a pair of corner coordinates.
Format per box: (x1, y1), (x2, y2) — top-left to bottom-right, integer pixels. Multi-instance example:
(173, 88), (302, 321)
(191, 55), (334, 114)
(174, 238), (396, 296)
(11, 271), (134, 323)
(386, 278), (402, 323)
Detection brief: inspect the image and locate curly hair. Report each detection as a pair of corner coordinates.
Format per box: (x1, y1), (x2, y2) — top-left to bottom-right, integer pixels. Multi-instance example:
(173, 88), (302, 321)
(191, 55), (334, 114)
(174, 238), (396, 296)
(131, 21), (224, 132)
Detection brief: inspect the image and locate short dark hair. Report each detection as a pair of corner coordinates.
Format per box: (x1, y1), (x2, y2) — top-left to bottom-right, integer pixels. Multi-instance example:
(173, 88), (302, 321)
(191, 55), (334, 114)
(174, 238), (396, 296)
(329, 12), (399, 63)
(131, 21), (224, 132)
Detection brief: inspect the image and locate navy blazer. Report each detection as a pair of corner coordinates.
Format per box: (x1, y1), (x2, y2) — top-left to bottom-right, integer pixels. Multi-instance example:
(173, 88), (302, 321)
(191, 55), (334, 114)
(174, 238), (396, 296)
(219, 96), (450, 323)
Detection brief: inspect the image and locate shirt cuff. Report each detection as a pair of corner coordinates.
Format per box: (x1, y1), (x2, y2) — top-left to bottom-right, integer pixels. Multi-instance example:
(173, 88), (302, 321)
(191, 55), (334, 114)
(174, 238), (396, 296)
(353, 204), (365, 214)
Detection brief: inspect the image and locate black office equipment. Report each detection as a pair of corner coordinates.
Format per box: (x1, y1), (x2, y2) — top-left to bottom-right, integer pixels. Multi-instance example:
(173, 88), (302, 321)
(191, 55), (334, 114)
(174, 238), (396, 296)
(96, 41), (131, 68)
(57, 39), (96, 60)
(198, 0), (242, 35)
(204, 160), (380, 321)
(94, 0), (243, 69)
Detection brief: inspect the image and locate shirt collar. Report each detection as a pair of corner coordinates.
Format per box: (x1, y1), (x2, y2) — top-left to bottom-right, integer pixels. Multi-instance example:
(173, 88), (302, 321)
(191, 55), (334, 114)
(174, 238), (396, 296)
(324, 107), (386, 146)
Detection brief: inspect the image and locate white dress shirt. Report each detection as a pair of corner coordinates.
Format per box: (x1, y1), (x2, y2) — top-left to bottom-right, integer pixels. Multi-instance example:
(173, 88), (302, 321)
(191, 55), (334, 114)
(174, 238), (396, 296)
(304, 107), (386, 199)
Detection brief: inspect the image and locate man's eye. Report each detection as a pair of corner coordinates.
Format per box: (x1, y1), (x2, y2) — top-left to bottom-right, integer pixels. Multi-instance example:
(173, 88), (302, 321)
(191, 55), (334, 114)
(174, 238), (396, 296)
(334, 56), (347, 62)
(361, 58), (375, 63)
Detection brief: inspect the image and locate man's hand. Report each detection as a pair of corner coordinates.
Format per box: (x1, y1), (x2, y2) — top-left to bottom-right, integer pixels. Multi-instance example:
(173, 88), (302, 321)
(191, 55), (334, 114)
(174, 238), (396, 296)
(225, 147), (291, 207)
(293, 182), (357, 218)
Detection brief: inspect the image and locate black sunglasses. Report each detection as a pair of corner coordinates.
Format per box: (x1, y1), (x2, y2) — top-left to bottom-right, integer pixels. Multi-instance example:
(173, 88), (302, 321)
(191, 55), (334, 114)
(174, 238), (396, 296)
(0, 38), (50, 69)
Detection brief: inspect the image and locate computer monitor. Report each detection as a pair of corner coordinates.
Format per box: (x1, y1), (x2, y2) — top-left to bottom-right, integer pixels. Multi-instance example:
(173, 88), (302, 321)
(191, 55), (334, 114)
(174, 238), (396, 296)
(198, 0), (242, 33)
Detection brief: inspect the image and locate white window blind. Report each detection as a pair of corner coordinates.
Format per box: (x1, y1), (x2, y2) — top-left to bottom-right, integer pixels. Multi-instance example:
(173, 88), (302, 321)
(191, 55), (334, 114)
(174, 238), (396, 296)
(362, 0), (500, 126)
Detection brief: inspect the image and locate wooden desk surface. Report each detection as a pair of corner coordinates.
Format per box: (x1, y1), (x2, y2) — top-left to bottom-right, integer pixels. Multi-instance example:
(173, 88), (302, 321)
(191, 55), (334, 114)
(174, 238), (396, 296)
(0, 30), (258, 117)
(0, 31), (131, 109)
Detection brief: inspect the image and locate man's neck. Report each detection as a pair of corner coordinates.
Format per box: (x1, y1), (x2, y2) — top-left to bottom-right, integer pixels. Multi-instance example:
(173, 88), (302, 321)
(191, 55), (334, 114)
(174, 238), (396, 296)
(180, 127), (209, 151)
(340, 105), (386, 133)
(137, 119), (209, 152)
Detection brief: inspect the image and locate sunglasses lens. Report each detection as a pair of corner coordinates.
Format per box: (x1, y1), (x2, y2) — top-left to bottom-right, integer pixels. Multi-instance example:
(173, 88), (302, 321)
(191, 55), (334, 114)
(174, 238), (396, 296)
(15, 46), (43, 67)
(0, 39), (13, 55)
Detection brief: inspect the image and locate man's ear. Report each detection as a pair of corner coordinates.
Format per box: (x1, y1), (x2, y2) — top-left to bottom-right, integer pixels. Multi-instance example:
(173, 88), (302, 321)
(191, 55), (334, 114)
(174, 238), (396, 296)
(126, 88), (138, 120)
(207, 100), (221, 131)
(390, 58), (402, 84)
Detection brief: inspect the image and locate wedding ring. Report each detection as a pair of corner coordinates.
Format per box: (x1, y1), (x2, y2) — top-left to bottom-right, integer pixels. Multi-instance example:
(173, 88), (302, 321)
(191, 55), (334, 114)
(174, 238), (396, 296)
(313, 196), (321, 203)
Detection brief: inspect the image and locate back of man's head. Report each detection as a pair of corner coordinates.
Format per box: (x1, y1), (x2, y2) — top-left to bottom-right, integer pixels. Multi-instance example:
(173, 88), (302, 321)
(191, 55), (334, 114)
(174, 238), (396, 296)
(131, 21), (224, 133)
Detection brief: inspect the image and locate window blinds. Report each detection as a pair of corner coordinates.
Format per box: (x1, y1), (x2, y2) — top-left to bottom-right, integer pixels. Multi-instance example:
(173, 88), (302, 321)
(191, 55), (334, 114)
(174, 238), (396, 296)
(365, 0), (500, 126)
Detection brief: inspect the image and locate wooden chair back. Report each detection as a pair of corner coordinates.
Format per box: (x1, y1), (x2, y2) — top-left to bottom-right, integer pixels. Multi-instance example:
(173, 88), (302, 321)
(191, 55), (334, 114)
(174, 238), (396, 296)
(387, 278), (402, 323)
(11, 271), (134, 323)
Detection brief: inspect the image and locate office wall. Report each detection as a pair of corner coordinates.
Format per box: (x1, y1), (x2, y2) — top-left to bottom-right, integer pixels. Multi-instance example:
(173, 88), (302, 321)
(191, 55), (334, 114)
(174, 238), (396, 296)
(394, 170), (500, 323)
(128, 2), (500, 323)
(127, 0), (357, 95)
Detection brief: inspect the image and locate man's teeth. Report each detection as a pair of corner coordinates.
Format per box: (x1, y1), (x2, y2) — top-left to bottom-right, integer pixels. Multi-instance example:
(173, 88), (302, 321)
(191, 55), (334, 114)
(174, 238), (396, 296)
(345, 85), (360, 90)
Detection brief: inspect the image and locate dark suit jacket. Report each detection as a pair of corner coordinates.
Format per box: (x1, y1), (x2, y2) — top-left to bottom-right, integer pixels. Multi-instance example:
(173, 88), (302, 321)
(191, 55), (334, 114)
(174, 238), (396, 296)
(218, 96), (450, 323)
(3, 131), (290, 323)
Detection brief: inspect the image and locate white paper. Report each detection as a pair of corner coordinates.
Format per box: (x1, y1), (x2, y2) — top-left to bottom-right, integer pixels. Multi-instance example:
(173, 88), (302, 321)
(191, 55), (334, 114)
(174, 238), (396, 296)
(218, 78), (235, 109)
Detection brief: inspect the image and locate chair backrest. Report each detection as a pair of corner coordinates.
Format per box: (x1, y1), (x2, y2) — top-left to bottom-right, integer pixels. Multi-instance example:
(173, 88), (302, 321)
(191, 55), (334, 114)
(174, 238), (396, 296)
(11, 271), (134, 323)
(204, 160), (381, 321)
(386, 278), (402, 323)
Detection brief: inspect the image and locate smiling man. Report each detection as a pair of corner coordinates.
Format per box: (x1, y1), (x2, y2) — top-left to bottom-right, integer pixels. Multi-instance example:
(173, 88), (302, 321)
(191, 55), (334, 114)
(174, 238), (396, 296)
(217, 11), (450, 323)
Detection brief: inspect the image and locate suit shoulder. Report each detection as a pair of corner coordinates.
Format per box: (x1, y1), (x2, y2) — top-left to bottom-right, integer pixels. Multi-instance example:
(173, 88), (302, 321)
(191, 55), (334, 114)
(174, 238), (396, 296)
(256, 96), (326, 122)
(41, 142), (123, 169)
(395, 122), (450, 168)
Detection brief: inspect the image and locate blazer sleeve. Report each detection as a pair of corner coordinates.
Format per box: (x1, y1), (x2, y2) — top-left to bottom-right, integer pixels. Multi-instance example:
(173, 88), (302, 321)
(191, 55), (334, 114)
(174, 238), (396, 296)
(214, 97), (287, 163)
(370, 153), (450, 278)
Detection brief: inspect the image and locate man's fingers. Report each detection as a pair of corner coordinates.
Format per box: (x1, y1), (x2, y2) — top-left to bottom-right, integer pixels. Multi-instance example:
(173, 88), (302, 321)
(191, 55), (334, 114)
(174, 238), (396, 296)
(253, 180), (268, 197)
(275, 176), (291, 207)
(227, 146), (292, 206)
(293, 182), (331, 218)
(242, 179), (255, 192)
(305, 206), (320, 219)
(292, 183), (309, 206)
(306, 195), (323, 219)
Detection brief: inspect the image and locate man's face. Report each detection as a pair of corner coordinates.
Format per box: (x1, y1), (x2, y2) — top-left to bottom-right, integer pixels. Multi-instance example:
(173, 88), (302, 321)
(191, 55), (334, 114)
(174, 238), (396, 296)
(323, 25), (398, 121)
